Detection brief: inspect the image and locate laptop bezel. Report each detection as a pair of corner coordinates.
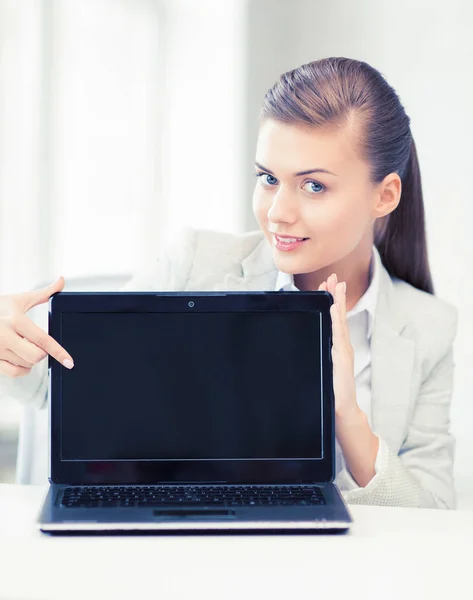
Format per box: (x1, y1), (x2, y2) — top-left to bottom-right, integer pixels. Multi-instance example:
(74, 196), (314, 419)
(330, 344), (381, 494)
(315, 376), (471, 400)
(48, 291), (335, 485)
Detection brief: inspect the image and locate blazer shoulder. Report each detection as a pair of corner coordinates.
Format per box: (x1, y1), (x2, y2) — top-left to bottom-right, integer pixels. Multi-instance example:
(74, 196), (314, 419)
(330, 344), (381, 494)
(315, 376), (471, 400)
(391, 277), (459, 362)
(184, 227), (266, 286)
(191, 227), (265, 262)
(122, 227), (267, 291)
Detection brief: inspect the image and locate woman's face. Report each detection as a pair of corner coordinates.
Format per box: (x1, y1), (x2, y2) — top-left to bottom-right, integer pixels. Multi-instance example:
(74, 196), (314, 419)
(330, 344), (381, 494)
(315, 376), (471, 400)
(252, 119), (380, 276)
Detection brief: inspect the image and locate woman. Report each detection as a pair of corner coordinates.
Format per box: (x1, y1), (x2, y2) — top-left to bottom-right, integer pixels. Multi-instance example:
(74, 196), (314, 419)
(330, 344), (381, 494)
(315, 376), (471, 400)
(0, 57), (458, 509)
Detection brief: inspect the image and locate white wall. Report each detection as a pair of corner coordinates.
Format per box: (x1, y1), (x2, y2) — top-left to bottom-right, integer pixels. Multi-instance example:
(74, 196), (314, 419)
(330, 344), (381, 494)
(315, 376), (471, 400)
(0, 0), (45, 293)
(244, 0), (473, 502)
(47, 0), (166, 279)
(162, 0), (246, 242)
(0, 0), (246, 291)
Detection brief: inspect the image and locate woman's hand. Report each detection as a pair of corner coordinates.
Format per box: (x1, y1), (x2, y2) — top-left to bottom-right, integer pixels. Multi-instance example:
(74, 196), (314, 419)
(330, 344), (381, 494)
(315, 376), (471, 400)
(318, 273), (359, 420)
(318, 273), (379, 487)
(0, 276), (74, 378)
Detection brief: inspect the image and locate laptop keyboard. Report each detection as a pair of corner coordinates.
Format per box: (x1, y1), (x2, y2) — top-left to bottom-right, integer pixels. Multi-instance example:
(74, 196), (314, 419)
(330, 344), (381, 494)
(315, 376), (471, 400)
(60, 485), (326, 508)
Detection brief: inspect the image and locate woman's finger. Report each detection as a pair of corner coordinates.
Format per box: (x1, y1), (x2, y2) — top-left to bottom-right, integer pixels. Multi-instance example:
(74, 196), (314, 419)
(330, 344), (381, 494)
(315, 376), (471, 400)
(340, 281), (352, 341)
(1, 348), (34, 369)
(335, 281), (347, 323)
(331, 302), (353, 373)
(332, 289), (350, 345)
(328, 273), (337, 291)
(330, 302), (343, 342)
(331, 298), (342, 342)
(327, 274), (340, 311)
(0, 359), (31, 378)
(10, 313), (73, 368)
(7, 331), (47, 365)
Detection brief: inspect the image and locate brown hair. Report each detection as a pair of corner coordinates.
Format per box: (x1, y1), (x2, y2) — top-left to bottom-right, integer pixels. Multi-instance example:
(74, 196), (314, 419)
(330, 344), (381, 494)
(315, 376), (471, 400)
(259, 57), (434, 294)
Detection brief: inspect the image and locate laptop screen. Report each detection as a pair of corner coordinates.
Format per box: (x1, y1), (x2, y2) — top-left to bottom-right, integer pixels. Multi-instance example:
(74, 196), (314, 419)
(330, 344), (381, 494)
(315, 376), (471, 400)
(59, 311), (324, 463)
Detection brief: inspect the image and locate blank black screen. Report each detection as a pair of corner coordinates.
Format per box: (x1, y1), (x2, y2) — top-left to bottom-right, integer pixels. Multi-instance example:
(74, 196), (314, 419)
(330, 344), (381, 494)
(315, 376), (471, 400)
(60, 312), (323, 461)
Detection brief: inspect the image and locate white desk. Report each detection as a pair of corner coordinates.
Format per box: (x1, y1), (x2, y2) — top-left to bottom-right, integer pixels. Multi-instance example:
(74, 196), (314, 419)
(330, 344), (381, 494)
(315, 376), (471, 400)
(0, 484), (472, 600)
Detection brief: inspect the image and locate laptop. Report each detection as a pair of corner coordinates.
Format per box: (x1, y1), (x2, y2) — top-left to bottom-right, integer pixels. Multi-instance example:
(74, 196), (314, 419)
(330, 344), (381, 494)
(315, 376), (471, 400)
(37, 290), (353, 533)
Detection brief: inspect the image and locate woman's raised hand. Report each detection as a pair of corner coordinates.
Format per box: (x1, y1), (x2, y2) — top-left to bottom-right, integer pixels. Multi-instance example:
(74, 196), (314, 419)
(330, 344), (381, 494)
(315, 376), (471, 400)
(318, 273), (358, 419)
(0, 276), (74, 378)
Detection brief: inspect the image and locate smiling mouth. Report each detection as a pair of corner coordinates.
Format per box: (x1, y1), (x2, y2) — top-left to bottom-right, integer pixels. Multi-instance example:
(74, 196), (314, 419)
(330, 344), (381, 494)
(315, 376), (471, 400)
(273, 234), (309, 243)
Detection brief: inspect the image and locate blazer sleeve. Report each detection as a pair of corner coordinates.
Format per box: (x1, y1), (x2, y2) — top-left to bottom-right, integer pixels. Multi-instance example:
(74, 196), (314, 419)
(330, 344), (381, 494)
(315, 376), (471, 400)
(0, 359), (49, 409)
(0, 227), (198, 409)
(336, 305), (459, 509)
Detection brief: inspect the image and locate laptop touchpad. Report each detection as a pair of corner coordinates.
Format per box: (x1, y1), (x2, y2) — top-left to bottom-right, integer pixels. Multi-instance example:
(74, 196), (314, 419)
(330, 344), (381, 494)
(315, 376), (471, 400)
(153, 509), (237, 518)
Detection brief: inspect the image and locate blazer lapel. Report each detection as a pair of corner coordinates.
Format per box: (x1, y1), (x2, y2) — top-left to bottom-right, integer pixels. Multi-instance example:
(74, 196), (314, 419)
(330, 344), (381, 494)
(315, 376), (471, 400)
(370, 265), (415, 453)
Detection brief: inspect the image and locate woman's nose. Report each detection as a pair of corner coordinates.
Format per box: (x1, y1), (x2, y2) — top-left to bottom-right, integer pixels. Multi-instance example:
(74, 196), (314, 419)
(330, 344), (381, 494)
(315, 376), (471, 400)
(267, 191), (298, 224)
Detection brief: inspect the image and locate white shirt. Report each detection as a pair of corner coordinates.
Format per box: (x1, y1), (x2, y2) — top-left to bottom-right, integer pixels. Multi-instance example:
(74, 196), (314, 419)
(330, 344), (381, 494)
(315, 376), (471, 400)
(275, 245), (387, 490)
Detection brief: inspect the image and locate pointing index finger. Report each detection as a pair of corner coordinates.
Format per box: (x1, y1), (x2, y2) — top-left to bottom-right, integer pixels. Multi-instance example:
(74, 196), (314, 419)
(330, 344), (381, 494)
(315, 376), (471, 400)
(12, 314), (74, 369)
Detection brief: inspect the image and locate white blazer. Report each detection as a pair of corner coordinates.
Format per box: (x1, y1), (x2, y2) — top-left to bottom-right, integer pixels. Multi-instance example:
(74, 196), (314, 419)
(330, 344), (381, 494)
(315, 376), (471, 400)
(2, 227), (459, 509)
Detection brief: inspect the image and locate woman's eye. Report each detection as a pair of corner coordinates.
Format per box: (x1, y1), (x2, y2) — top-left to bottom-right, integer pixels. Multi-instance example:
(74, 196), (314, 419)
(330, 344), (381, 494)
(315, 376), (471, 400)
(255, 172), (277, 186)
(255, 172), (325, 194)
(303, 181), (325, 194)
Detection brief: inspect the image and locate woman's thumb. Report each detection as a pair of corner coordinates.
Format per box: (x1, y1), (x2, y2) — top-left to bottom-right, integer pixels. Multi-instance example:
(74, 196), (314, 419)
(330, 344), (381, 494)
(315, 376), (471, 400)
(46, 275), (65, 294)
(25, 276), (65, 311)
(51, 275), (64, 287)
(44, 275), (64, 292)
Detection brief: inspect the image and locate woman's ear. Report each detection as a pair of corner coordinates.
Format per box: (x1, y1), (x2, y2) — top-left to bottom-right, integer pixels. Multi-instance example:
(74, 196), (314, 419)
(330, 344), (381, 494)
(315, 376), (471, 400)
(372, 172), (402, 219)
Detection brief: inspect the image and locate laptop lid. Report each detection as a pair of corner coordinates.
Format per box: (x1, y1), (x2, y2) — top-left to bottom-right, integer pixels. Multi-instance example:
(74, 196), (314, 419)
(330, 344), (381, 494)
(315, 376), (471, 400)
(48, 291), (335, 485)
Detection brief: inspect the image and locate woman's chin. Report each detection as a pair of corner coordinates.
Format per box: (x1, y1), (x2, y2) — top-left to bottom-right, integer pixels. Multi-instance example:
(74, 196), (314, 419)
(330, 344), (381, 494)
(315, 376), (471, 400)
(272, 250), (314, 275)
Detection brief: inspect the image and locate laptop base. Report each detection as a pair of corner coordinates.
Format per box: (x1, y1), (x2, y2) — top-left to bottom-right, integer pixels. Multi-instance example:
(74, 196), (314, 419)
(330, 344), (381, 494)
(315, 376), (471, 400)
(38, 483), (352, 534)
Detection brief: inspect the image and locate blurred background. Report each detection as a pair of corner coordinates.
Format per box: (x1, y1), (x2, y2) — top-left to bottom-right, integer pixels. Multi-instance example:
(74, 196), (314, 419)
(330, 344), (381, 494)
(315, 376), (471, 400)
(0, 0), (471, 504)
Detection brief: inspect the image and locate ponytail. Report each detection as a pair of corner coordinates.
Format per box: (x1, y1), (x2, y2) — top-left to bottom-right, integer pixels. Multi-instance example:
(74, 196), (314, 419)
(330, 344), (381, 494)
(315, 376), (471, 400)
(374, 139), (434, 294)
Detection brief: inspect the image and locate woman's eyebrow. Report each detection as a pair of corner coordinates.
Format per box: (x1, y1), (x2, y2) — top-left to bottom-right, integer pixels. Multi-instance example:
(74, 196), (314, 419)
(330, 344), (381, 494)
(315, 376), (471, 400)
(254, 162), (338, 177)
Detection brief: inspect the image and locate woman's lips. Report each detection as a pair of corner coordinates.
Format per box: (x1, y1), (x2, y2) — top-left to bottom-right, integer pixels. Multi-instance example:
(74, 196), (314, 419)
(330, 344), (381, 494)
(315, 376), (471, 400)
(273, 234), (309, 252)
